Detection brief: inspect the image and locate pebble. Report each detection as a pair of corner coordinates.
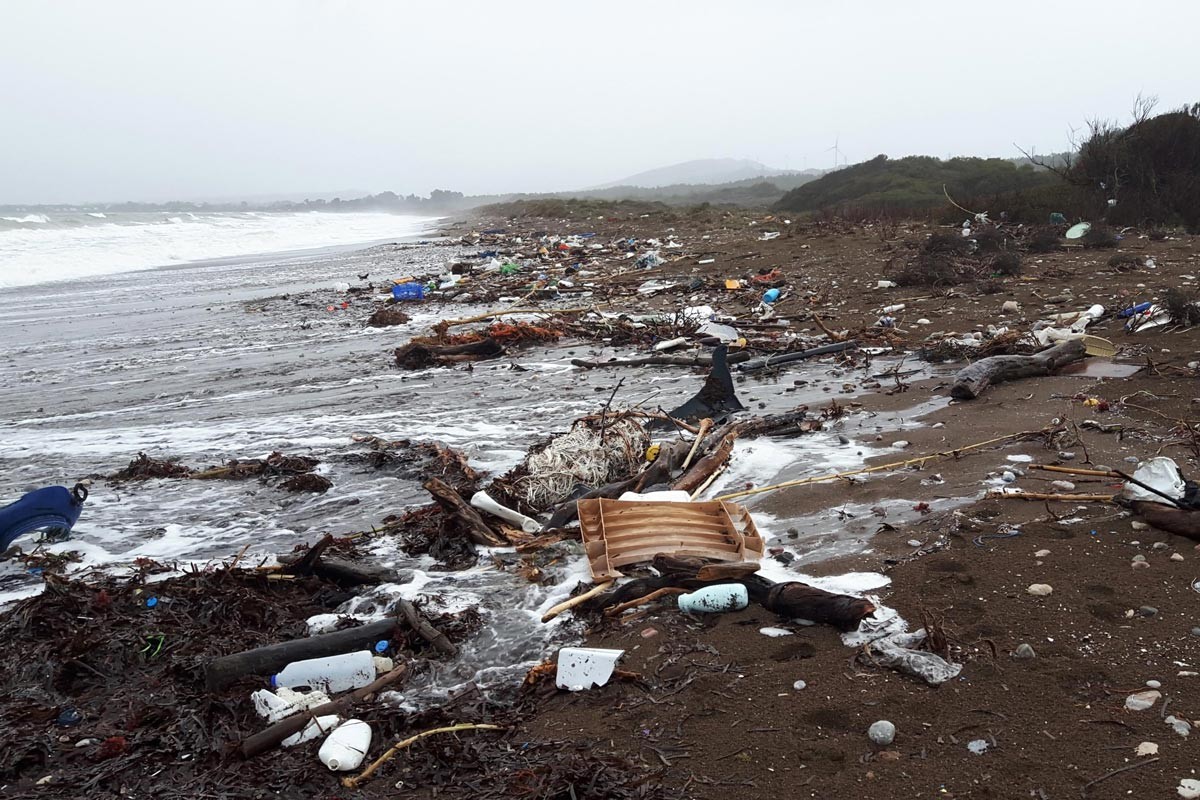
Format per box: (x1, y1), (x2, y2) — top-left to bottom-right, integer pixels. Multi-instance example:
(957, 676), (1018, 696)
(1001, 470), (1017, 483)
(868, 720), (896, 746)
(907, 539), (922, 547)
(1013, 643), (1037, 659)
(1131, 521), (1149, 530)
(1146, 679), (1162, 688)
(877, 750), (901, 761)
(1124, 456), (1140, 464)
(1034, 549), (1051, 558)
(1026, 583), (1053, 597)
(1171, 553), (1185, 561)
(36, 776), (54, 786)
(1138, 606), (1159, 617)
(892, 440), (911, 449)
(1191, 627), (1200, 637)
(1001, 300), (1020, 313)
(793, 680), (807, 690)
(1050, 480), (1075, 491)
(1135, 741), (1158, 757)
(75, 738), (98, 748)
(1132, 554), (1147, 562)
(932, 422), (945, 429)
(1057, 451), (1076, 461)
(1124, 689), (1161, 711)
(1132, 560), (1151, 570)
(641, 627), (659, 638)
(1152, 541), (1169, 550)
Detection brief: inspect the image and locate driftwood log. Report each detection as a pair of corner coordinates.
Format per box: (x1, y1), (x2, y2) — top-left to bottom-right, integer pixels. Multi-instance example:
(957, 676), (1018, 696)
(205, 618), (399, 691)
(570, 351), (753, 370)
(589, 555), (875, 632)
(950, 339), (1086, 400)
(240, 665), (408, 758)
(395, 338), (505, 369)
(424, 477), (506, 547)
(1127, 500), (1200, 541)
(736, 340), (859, 372)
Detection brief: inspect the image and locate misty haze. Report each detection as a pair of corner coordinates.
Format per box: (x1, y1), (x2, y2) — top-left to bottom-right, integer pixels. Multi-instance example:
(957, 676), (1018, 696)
(2, 3), (1200, 799)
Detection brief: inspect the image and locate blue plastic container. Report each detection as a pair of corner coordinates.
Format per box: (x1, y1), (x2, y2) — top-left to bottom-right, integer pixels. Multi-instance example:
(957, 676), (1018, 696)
(762, 288), (781, 303)
(1118, 301), (1152, 319)
(391, 282), (425, 301)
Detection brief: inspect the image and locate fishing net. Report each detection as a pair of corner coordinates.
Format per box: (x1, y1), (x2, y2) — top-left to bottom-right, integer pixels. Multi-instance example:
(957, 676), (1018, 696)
(506, 418), (649, 510)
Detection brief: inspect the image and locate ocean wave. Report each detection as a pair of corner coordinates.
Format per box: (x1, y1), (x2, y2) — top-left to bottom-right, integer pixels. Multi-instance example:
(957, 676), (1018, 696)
(0, 213), (51, 224)
(0, 211), (438, 289)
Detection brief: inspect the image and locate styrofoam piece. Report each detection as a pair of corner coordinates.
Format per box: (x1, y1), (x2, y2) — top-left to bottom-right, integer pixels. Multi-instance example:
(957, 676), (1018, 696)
(282, 714), (341, 747)
(1123, 457), (1185, 503)
(697, 321), (740, 342)
(251, 687), (331, 723)
(470, 491), (542, 533)
(318, 719), (373, 771)
(555, 647), (625, 691)
(617, 490), (693, 503)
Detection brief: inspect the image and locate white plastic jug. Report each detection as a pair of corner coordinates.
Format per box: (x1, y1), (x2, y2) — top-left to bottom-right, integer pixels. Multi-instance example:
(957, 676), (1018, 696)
(678, 584), (749, 613)
(271, 651), (375, 694)
(318, 718), (373, 771)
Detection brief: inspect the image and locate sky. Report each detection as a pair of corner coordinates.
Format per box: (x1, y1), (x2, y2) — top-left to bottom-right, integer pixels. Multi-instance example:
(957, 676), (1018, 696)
(3, 0), (1198, 204)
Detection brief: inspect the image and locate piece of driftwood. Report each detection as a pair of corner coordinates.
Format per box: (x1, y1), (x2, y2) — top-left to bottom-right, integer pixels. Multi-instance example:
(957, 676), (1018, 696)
(949, 339), (1086, 400)
(424, 477), (506, 547)
(541, 581), (614, 622)
(603, 587), (688, 616)
(1127, 500), (1200, 541)
(587, 555), (874, 632)
(986, 490), (1115, 502)
(571, 350), (753, 369)
(744, 574), (876, 632)
(342, 723), (505, 788)
(396, 599), (457, 656)
(205, 619), (399, 691)
(736, 340), (859, 372)
(680, 418), (714, 471)
(240, 665), (408, 758)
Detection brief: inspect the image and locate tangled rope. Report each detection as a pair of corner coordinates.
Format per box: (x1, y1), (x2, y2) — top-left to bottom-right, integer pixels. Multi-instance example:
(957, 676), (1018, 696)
(511, 418), (649, 509)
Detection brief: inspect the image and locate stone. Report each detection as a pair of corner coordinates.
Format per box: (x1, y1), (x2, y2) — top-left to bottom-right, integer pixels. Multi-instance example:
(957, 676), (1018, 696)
(967, 739), (989, 755)
(1124, 689), (1161, 711)
(1034, 549), (1051, 558)
(1132, 554), (1147, 562)
(1057, 451), (1076, 461)
(868, 720), (896, 746)
(1135, 741), (1158, 757)
(1152, 541), (1169, 550)
(1001, 471), (1017, 483)
(1138, 606), (1159, 617)
(1132, 560), (1151, 570)
(1131, 521), (1150, 530)
(1026, 583), (1053, 597)
(1124, 456), (1140, 464)
(1191, 627), (1200, 637)
(1013, 643), (1036, 659)
(1001, 300), (1020, 313)
(1050, 480), (1075, 491)
(1171, 553), (1185, 561)
(1146, 679), (1162, 688)
(877, 750), (902, 761)
(793, 680), (807, 690)
(892, 440), (910, 449)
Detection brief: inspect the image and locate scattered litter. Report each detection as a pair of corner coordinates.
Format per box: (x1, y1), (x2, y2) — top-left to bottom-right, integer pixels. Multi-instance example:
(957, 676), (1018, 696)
(967, 739), (989, 755)
(318, 719), (372, 771)
(1125, 690), (1162, 711)
(555, 647), (625, 691)
(678, 584), (749, 614)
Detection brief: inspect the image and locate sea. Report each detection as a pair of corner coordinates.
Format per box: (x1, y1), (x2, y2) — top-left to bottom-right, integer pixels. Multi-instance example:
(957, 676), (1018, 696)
(0, 209), (910, 702)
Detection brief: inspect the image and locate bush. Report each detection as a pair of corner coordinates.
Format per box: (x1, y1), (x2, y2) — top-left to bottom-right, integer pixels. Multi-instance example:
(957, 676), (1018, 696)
(1107, 253), (1141, 271)
(893, 254), (963, 287)
(1163, 288), (1200, 325)
(1081, 225), (1119, 248)
(1026, 228), (1062, 253)
(992, 252), (1022, 276)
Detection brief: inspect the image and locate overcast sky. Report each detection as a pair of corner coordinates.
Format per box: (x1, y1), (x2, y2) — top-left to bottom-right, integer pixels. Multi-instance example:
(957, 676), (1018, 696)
(3, 0), (1198, 204)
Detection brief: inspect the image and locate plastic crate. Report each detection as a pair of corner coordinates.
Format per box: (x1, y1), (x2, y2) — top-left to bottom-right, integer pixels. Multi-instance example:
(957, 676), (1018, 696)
(391, 282), (425, 301)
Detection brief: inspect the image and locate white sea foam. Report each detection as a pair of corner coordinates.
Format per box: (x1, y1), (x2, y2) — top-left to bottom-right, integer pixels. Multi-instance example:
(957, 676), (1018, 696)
(0, 210), (437, 289)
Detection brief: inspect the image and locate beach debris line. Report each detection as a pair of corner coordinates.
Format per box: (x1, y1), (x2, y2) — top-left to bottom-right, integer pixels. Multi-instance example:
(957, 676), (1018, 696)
(105, 450), (331, 492)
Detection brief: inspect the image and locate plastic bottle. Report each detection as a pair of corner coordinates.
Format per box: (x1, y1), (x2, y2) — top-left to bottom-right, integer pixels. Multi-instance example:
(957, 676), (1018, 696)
(271, 651), (375, 694)
(762, 288), (781, 303)
(318, 719), (373, 771)
(1118, 301), (1152, 319)
(678, 584), (749, 613)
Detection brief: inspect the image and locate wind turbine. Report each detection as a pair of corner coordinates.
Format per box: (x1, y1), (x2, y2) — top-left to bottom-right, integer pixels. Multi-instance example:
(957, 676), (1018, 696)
(827, 136), (846, 170)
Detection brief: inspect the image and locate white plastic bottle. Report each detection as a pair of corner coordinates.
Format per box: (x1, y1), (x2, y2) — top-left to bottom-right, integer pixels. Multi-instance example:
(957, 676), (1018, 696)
(678, 584), (749, 613)
(318, 719), (373, 771)
(271, 651), (375, 694)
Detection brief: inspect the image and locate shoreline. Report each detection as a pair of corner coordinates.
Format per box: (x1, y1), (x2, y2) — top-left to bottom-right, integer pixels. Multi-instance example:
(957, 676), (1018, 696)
(3, 202), (1199, 798)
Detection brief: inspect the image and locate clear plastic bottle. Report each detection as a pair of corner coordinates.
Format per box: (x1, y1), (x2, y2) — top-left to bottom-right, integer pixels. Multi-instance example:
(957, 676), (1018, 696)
(271, 651), (375, 694)
(677, 584), (749, 613)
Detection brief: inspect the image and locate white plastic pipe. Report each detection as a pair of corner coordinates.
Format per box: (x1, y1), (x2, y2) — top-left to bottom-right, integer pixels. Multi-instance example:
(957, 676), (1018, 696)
(470, 491), (542, 533)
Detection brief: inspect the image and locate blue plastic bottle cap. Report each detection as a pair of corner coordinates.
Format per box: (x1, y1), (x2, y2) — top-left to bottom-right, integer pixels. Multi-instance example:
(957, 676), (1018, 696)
(270, 674), (278, 688)
(145, 597), (158, 608)
(375, 640), (389, 653)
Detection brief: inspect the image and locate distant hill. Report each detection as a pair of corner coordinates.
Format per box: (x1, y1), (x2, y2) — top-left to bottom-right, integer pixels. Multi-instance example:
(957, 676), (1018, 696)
(775, 155), (1058, 214)
(597, 158), (815, 189)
